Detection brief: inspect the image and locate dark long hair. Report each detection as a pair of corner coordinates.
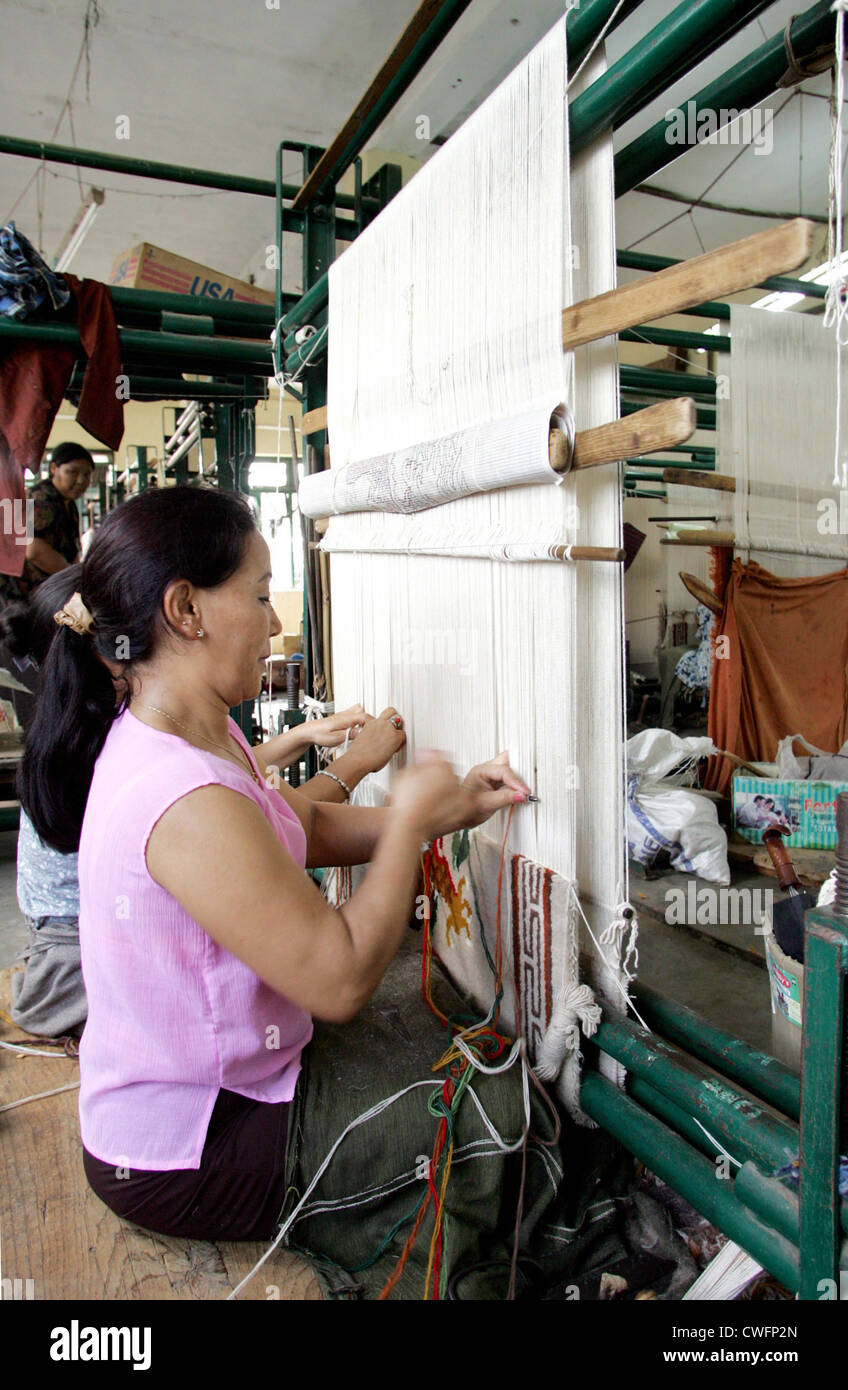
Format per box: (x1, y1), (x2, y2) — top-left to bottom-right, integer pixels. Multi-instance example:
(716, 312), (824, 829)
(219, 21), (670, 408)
(0, 565), (84, 668)
(19, 485), (256, 852)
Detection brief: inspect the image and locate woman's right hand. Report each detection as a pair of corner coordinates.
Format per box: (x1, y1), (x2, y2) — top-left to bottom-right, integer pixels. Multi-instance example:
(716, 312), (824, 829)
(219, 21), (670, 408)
(390, 751), (472, 842)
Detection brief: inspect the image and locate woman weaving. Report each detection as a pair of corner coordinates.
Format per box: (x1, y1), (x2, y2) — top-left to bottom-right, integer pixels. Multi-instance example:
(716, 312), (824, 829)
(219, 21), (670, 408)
(20, 485), (532, 1258)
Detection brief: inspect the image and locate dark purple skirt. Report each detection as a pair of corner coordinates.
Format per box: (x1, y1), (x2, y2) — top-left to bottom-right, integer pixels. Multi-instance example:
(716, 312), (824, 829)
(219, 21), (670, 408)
(83, 1088), (291, 1241)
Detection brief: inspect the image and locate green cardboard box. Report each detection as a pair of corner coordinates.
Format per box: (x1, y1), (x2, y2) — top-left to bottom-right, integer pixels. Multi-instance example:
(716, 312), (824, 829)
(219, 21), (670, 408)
(733, 770), (848, 851)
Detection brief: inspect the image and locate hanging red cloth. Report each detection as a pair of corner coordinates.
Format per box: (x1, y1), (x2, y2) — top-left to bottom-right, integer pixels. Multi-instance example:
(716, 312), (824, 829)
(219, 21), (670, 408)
(706, 558), (848, 795)
(0, 276), (123, 577)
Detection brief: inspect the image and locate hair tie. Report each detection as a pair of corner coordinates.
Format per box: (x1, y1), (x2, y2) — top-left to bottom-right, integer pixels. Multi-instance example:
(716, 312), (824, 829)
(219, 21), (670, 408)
(53, 592), (96, 636)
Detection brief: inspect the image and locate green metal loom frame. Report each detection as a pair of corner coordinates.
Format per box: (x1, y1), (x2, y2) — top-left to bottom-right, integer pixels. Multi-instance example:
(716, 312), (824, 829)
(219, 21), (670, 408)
(2, 0), (845, 1295)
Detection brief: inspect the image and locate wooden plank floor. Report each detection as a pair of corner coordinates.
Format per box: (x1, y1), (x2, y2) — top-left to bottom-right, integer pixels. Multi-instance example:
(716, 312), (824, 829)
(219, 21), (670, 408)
(0, 968), (321, 1301)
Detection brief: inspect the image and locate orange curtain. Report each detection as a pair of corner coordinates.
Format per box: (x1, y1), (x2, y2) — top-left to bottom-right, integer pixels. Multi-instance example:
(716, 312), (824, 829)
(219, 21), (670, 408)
(707, 559), (848, 795)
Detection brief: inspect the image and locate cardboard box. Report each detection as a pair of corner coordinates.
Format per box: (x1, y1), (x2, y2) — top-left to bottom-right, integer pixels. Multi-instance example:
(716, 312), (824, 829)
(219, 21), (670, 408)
(109, 242), (274, 306)
(269, 590), (303, 657)
(732, 770), (848, 851)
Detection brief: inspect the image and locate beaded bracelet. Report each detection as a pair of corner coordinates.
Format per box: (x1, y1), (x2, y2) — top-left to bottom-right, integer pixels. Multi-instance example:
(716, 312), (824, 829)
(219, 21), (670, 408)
(315, 769), (353, 800)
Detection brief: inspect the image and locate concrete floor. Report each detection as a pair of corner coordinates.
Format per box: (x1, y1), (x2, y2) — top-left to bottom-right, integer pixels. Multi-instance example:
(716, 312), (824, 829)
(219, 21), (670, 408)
(0, 815), (779, 1055)
(631, 866), (774, 1054)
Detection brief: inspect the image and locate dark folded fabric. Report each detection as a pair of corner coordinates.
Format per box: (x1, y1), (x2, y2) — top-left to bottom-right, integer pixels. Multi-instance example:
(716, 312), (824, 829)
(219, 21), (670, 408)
(0, 222), (70, 321)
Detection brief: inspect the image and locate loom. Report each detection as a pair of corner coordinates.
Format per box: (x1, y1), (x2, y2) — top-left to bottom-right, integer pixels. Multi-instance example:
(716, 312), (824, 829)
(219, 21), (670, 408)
(287, 7), (839, 1299)
(5, 0), (848, 1300)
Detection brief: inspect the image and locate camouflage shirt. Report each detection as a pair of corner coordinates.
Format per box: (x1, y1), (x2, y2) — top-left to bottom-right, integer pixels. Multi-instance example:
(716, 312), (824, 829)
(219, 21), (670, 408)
(0, 478), (80, 606)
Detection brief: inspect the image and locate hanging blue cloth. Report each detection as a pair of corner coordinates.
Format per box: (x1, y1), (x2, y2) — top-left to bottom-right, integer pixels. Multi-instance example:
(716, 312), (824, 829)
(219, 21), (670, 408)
(0, 221), (70, 321)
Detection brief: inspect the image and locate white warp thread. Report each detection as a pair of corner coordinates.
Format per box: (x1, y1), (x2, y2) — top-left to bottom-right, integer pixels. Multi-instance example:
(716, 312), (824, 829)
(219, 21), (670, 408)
(725, 305), (848, 575)
(324, 21), (630, 1120)
(825, 0), (848, 487)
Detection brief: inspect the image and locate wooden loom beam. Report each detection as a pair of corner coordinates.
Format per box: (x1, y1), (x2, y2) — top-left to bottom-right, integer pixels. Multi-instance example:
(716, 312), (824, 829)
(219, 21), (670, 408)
(660, 530), (735, 547)
(562, 219), (815, 350)
(569, 398), (694, 471)
(662, 467), (735, 491)
(291, 0), (472, 211)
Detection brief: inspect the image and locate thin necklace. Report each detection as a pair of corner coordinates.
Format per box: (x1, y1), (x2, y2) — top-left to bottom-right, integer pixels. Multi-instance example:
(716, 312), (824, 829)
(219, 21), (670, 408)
(133, 702), (262, 785)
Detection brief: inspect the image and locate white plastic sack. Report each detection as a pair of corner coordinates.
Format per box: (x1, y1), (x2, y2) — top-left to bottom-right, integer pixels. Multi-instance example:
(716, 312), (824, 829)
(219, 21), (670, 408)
(775, 732), (848, 783)
(626, 729), (730, 885)
(627, 783), (730, 885)
(627, 728), (717, 785)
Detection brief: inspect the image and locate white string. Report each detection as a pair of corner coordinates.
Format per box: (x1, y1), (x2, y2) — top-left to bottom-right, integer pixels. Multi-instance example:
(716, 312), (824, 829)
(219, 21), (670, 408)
(568, 888), (745, 1168)
(565, 0), (626, 96)
(726, 304), (848, 573)
(225, 1078), (440, 1299)
(570, 886), (650, 1032)
(0, 1081), (80, 1113)
(226, 1042), (530, 1300)
(0, 1039), (76, 1059)
(323, 20), (626, 1125)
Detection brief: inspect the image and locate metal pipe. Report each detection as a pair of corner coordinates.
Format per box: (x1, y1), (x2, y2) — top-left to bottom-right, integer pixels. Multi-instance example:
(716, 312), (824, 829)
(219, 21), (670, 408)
(0, 131), (375, 220)
(620, 365), (717, 398)
(281, 278), (330, 336)
(614, 1), (835, 196)
(570, 0), (776, 157)
(631, 978), (801, 1121)
(159, 312), (215, 336)
(593, 1014), (800, 1173)
(284, 324), (328, 376)
(635, 1081), (802, 1255)
(109, 286), (280, 325)
(165, 402), (200, 453)
(629, 1077), (724, 1162)
(122, 378), (251, 401)
(618, 248), (827, 303)
(115, 307), (273, 342)
(735, 1161), (800, 1246)
(626, 457), (715, 470)
(166, 426), (201, 470)
(580, 1072), (800, 1294)
(621, 326), (731, 354)
(0, 318), (272, 373)
(566, 0), (645, 64)
(292, 0), (476, 208)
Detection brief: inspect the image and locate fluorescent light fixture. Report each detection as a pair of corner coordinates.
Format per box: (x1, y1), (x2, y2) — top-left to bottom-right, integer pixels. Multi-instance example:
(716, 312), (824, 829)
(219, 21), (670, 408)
(749, 251), (848, 312)
(53, 188), (104, 272)
(751, 289), (805, 312)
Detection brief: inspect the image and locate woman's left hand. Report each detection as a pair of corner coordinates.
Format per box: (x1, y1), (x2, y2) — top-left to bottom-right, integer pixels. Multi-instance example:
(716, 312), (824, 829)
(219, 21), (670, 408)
(460, 751), (531, 829)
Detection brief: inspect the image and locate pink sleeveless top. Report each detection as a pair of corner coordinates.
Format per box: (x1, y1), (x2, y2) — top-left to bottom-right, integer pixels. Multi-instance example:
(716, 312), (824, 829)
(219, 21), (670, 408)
(78, 708), (313, 1170)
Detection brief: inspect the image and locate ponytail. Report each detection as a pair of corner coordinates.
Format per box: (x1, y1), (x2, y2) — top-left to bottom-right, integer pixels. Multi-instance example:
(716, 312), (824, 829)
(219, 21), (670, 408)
(19, 622), (118, 852)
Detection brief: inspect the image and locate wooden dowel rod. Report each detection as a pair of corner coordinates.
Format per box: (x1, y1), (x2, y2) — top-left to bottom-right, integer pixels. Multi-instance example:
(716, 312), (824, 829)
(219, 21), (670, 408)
(562, 219), (815, 351)
(660, 530), (735, 547)
(560, 546), (625, 562)
(663, 467), (829, 506)
(663, 467), (735, 491)
(570, 398), (695, 471)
